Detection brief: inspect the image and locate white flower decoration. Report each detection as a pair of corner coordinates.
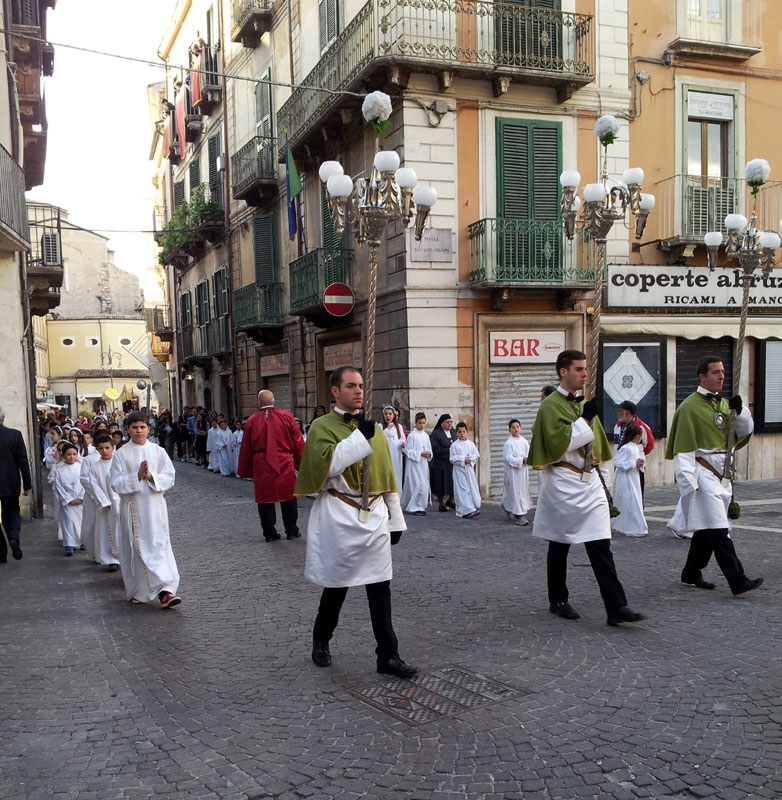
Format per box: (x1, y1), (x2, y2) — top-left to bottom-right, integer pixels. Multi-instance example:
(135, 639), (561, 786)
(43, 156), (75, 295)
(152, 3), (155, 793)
(594, 114), (620, 147)
(362, 91), (393, 134)
(745, 158), (770, 185)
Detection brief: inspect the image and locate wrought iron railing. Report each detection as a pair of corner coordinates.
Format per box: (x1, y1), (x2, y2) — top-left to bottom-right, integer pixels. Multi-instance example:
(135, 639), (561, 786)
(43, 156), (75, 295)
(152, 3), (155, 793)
(231, 0), (274, 39)
(655, 174), (782, 242)
(278, 0), (594, 148)
(176, 328), (194, 360)
(208, 316), (231, 353)
(26, 202), (60, 267)
(289, 248), (354, 312)
(200, 44), (221, 87)
(0, 144), (29, 244)
(231, 136), (278, 196)
(233, 282), (284, 327)
(468, 217), (593, 285)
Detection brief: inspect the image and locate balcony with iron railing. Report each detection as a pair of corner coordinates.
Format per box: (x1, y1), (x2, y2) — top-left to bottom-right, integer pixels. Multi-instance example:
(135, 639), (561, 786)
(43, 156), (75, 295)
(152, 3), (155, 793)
(0, 143), (30, 250)
(176, 325), (211, 365)
(191, 44), (222, 115)
(153, 206), (165, 243)
(468, 218), (594, 289)
(289, 248), (354, 323)
(278, 0), (594, 158)
(147, 305), (174, 343)
(655, 174), (782, 261)
(231, 0), (273, 48)
(233, 282), (284, 341)
(231, 136), (278, 206)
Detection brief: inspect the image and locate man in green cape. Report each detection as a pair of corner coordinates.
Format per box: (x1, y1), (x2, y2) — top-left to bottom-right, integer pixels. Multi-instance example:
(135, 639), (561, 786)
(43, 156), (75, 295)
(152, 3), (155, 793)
(666, 355), (762, 595)
(529, 350), (646, 626)
(295, 366), (418, 678)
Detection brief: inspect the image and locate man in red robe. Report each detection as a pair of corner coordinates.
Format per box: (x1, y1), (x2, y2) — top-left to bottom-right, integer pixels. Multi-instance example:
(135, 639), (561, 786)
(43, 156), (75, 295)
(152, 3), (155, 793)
(238, 390), (305, 542)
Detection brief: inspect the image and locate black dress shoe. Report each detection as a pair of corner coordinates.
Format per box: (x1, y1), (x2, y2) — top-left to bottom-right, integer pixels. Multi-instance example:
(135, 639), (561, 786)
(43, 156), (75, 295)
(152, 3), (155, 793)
(549, 602), (580, 620)
(264, 534), (282, 542)
(733, 577), (764, 596)
(606, 606), (647, 626)
(438, 505), (448, 512)
(682, 576), (715, 590)
(312, 641), (331, 667)
(377, 655), (419, 678)
(445, 500), (456, 510)
(286, 532), (301, 540)
(9, 540), (22, 560)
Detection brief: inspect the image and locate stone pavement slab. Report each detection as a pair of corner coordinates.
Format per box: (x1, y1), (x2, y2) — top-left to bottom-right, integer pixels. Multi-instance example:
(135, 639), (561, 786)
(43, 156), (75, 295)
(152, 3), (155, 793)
(0, 462), (780, 799)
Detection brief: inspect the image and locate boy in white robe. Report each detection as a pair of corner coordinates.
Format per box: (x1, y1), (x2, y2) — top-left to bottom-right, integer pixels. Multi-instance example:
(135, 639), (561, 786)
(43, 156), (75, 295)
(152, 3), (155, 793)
(215, 420), (233, 476)
(449, 422), (481, 518)
(53, 443), (84, 555)
(109, 411), (181, 609)
(501, 419), (531, 525)
(44, 434), (65, 540)
(79, 443), (103, 559)
(231, 420), (243, 477)
(206, 419), (219, 471)
(611, 426), (648, 537)
(401, 412), (432, 515)
(88, 434), (121, 570)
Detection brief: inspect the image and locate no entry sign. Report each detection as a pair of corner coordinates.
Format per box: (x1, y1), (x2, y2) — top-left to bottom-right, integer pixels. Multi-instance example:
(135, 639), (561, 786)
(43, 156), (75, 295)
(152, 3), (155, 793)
(323, 282), (355, 317)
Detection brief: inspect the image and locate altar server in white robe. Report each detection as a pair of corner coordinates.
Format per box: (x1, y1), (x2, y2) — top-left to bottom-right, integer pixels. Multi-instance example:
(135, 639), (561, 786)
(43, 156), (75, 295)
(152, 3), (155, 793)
(79, 442), (103, 558)
(611, 426), (648, 537)
(88, 434), (121, 569)
(214, 419), (234, 476)
(45, 438), (65, 539)
(501, 419), (532, 525)
(232, 420), (243, 477)
(401, 412), (432, 515)
(54, 443), (84, 555)
(109, 411), (181, 609)
(206, 419), (219, 471)
(449, 422), (481, 519)
(382, 406), (406, 493)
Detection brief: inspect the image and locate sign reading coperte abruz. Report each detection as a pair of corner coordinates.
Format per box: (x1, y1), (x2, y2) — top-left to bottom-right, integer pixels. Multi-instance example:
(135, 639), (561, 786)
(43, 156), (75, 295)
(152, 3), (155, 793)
(607, 265), (782, 309)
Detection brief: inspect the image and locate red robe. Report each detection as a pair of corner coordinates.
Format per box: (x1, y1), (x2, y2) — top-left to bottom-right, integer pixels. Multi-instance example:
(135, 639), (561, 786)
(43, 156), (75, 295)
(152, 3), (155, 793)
(237, 407), (305, 503)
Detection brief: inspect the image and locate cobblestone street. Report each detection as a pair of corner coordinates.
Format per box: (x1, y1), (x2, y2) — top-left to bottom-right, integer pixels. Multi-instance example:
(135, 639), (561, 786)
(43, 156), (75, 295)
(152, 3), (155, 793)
(1, 463), (780, 800)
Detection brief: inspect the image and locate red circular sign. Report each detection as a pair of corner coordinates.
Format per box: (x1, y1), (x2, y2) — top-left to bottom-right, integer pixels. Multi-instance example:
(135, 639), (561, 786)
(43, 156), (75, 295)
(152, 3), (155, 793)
(323, 282), (355, 317)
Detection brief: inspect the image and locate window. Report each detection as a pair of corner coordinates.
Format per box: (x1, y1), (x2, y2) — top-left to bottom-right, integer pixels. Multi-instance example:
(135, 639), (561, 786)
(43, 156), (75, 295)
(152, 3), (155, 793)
(208, 132), (222, 209)
(179, 290), (193, 328)
(255, 69), (274, 175)
(195, 280), (211, 326)
(686, 0), (726, 42)
(254, 215), (278, 283)
(212, 268), (229, 317)
(174, 180), (185, 210)
(119, 337), (132, 347)
(189, 157), (201, 196)
(675, 336), (733, 405)
(61, 337), (74, 347)
(84, 337), (99, 348)
(495, 0), (562, 70)
(600, 339), (666, 438)
(319, 0), (338, 52)
(754, 340), (782, 432)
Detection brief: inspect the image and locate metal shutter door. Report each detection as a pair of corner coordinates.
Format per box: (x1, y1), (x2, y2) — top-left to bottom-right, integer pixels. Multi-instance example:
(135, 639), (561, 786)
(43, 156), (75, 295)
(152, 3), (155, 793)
(488, 364), (553, 496)
(675, 337), (733, 405)
(265, 375), (292, 412)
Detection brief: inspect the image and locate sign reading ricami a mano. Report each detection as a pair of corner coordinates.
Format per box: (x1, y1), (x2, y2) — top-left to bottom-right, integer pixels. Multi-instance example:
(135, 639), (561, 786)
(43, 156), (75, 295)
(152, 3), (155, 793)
(607, 265), (782, 309)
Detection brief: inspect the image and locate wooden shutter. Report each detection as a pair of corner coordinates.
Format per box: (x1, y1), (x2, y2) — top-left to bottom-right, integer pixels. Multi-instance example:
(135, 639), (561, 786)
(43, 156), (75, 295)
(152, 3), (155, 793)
(211, 272), (221, 318)
(319, 0), (338, 52)
(255, 70), (272, 140)
(253, 215), (278, 284)
(196, 280), (211, 325)
(321, 184), (342, 251)
(179, 291), (192, 328)
(189, 158), (201, 196)
(174, 180), (185, 209)
(208, 132), (222, 208)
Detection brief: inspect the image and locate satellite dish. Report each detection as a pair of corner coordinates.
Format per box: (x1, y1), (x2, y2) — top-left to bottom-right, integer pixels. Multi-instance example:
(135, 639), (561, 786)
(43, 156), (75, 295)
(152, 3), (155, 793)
(136, 379), (147, 391)
(105, 387), (121, 401)
(152, 382), (162, 392)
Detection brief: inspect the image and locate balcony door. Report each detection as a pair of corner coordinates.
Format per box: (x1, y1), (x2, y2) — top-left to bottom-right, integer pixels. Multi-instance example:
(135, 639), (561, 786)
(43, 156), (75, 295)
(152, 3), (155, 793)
(255, 69), (274, 176)
(686, 0), (726, 43)
(495, 0), (562, 72)
(496, 118), (561, 281)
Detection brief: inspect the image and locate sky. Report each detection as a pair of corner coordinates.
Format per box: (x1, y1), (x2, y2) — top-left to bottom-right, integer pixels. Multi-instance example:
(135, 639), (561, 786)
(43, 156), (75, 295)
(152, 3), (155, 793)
(26, 0), (172, 279)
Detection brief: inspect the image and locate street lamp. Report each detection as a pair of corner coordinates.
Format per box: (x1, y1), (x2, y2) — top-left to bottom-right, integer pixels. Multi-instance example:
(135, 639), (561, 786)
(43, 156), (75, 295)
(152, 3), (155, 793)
(101, 345), (122, 415)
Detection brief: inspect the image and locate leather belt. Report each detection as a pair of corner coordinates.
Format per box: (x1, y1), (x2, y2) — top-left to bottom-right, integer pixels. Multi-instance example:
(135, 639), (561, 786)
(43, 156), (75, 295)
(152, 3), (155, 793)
(696, 456), (724, 481)
(552, 461), (584, 475)
(327, 488), (382, 511)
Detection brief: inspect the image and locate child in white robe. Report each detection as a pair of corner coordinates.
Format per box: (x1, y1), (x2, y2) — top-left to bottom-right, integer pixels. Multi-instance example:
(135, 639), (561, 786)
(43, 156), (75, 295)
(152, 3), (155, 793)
(401, 412), (432, 515)
(214, 420), (233, 476)
(449, 422), (481, 519)
(611, 425), (648, 536)
(88, 434), (121, 570)
(206, 419), (219, 471)
(231, 419), (243, 477)
(53, 443), (85, 555)
(79, 445), (103, 559)
(44, 432), (65, 540)
(382, 406), (406, 493)
(109, 411), (181, 608)
(501, 419), (532, 525)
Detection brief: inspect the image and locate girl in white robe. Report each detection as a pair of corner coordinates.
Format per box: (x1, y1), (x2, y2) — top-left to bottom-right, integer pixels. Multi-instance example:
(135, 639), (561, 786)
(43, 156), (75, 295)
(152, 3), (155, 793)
(44, 433), (65, 540)
(501, 419), (531, 525)
(449, 423), (481, 518)
(79, 447), (103, 559)
(214, 422), (233, 476)
(611, 426), (648, 536)
(87, 440), (121, 569)
(109, 414), (180, 607)
(382, 406), (406, 494)
(231, 420), (243, 477)
(401, 413), (432, 514)
(53, 444), (85, 554)
(206, 420), (219, 471)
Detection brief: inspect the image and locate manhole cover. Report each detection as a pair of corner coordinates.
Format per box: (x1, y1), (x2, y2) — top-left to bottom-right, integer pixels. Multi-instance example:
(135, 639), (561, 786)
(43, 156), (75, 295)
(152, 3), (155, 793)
(348, 665), (526, 725)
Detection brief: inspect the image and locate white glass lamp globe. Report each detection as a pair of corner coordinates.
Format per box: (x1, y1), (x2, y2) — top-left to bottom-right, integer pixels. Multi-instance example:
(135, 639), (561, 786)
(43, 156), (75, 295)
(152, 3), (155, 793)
(560, 170), (581, 188)
(639, 193), (655, 211)
(394, 167), (417, 188)
(623, 167), (644, 186)
(412, 185), (437, 208)
(583, 183), (607, 202)
(725, 214), (748, 230)
(326, 174), (354, 198)
(570, 196), (582, 212)
(374, 150), (400, 173)
(704, 231), (723, 247)
(319, 161), (343, 183)
(760, 231), (781, 250)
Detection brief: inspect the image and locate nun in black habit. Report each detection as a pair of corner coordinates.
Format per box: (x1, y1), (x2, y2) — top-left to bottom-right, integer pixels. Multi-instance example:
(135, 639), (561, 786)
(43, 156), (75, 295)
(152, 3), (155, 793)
(429, 413), (456, 512)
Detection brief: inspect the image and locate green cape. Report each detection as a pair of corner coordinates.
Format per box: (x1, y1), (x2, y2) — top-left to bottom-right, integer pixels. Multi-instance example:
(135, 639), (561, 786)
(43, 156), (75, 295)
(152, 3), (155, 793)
(528, 390), (612, 468)
(665, 391), (750, 459)
(294, 410), (398, 496)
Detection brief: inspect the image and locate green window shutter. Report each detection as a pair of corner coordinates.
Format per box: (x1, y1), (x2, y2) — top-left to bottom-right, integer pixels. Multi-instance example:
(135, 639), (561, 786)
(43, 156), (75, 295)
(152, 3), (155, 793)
(321, 184), (343, 251)
(189, 158), (201, 196)
(174, 180), (185, 209)
(497, 122), (529, 219)
(211, 272), (220, 317)
(319, 0), (338, 52)
(531, 126), (560, 219)
(255, 70), (272, 140)
(179, 291), (192, 328)
(253, 214), (278, 284)
(208, 132), (222, 208)
(220, 268), (229, 317)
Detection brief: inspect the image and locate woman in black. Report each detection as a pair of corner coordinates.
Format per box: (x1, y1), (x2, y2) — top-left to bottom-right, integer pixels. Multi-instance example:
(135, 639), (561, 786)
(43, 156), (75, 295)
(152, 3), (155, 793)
(429, 413), (456, 512)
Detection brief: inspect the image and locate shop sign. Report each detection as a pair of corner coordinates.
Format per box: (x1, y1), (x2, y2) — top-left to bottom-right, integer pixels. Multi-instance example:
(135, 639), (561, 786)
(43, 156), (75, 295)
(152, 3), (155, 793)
(688, 91), (734, 120)
(410, 228), (453, 262)
(324, 341), (363, 371)
(489, 331), (565, 364)
(608, 265), (782, 309)
(260, 352), (289, 376)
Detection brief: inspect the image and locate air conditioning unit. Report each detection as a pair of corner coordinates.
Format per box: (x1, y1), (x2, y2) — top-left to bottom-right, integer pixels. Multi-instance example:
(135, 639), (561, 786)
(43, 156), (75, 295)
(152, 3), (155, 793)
(41, 233), (62, 266)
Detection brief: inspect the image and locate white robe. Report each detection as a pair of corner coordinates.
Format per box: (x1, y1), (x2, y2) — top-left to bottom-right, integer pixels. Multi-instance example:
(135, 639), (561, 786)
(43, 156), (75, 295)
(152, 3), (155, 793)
(449, 439), (481, 517)
(46, 453), (62, 538)
(214, 428), (233, 475)
(232, 429), (243, 476)
(53, 462), (84, 548)
(206, 426), (219, 470)
(90, 457), (120, 566)
(532, 417), (611, 544)
(383, 425), (406, 494)
(611, 443), (647, 536)
(673, 406), (753, 531)
(501, 435), (531, 516)
(667, 499), (693, 539)
(304, 428), (406, 588)
(400, 429), (432, 513)
(79, 450), (103, 557)
(109, 441), (179, 602)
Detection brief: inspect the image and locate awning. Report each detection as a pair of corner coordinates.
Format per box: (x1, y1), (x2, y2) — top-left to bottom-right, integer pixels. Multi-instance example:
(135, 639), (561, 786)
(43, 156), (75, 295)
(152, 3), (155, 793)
(601, 315), (782, 340)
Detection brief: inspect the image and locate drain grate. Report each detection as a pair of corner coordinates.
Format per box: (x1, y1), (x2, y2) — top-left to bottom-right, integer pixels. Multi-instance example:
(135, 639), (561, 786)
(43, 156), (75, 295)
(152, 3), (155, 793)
(348, 664), (525, 725)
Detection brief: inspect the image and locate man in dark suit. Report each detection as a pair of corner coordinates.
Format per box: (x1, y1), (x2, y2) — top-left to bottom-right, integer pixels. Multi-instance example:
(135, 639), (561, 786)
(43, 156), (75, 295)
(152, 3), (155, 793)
(0, 407), (32, 563)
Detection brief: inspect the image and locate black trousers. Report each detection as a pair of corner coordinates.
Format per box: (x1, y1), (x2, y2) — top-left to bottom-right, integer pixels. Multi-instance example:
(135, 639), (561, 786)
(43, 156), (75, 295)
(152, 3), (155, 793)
(313, 580), (399, 660)
(257, 498), (299, 539)
(0, 495), (22, 562)
(547, 539), (628, 613)
(682, 528), (747, 593)
(639, 470), (645, 501)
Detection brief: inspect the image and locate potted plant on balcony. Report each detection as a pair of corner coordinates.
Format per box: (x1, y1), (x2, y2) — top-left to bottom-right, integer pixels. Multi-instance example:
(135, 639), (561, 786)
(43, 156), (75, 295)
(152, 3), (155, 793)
(158, 202), (196, 268)
(190, 184), (225, 244)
